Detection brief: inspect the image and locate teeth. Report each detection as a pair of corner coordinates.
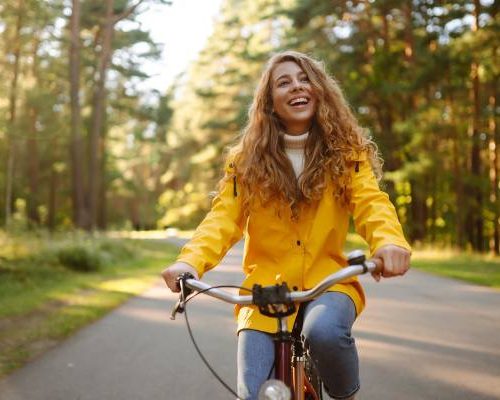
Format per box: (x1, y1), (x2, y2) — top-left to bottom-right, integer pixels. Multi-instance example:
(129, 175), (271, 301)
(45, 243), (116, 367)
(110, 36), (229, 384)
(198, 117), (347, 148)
(289, 97), (308, 105)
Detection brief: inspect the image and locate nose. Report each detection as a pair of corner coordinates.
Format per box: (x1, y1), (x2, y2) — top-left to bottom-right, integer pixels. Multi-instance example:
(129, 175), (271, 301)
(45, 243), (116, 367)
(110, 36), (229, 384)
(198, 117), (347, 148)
(290, 78), (304, 91)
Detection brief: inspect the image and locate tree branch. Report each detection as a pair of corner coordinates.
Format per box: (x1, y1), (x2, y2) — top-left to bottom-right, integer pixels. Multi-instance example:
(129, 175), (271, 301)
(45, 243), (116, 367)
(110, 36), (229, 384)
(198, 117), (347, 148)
(112, 0), (146, 25)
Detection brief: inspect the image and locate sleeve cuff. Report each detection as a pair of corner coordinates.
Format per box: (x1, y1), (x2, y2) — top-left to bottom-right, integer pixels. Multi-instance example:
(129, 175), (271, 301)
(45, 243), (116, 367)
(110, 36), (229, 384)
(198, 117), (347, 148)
(370, 238), (412, 257)
(176, 255), (207, 278)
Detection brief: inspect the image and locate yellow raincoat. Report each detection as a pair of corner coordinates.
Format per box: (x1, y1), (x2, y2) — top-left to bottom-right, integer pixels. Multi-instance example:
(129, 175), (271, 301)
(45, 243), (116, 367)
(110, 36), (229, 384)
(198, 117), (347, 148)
(176, 154), (411, 333)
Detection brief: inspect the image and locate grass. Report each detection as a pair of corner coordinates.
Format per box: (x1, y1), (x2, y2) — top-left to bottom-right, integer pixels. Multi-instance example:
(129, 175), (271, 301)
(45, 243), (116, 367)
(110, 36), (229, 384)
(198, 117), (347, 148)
(0, 233), (178, 378)
(410, 251), (500, 288)
(344, 233), (500, 289)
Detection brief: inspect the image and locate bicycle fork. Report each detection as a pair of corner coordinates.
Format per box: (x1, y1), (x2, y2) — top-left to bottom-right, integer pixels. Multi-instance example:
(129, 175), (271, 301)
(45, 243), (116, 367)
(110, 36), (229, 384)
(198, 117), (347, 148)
(274, 317), (320, 400)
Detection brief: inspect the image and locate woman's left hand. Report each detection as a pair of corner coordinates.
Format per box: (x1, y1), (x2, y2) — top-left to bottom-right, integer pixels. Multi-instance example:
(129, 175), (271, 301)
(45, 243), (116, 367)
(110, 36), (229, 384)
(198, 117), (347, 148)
(371, 244), (411, 282)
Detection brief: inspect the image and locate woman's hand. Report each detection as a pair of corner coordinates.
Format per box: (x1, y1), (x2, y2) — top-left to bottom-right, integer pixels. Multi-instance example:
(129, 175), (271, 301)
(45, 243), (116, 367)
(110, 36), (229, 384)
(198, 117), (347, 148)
(161, 262), (199, 292)
(371, 244), (411, 282)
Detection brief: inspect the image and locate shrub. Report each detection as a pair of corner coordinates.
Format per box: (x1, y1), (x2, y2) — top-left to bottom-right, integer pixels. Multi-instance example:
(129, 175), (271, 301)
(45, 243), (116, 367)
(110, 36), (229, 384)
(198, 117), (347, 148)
(57, 245), (102, 272)
(98, 240), (135, 264)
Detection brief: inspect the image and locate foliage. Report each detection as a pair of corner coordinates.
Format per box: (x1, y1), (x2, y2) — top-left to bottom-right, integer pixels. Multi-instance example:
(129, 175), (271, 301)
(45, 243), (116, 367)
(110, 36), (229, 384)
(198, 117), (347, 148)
(0, 235), (177, 377)
(157, 0), (499, 254)
(56, 245), (103, 272)
(0, 0), (174, 232)
(0, 0), (498, 253)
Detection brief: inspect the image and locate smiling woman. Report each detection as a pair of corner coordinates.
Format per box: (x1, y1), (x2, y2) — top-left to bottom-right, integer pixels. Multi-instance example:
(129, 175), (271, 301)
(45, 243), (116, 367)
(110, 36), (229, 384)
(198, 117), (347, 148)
(271, 61), (317, 135)
(162, 50), (411, 400)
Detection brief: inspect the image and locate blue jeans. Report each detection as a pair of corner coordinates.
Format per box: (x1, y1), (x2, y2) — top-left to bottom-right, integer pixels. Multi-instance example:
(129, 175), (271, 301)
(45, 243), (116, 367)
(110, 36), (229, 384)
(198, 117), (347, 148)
(237, 292), (359, 400)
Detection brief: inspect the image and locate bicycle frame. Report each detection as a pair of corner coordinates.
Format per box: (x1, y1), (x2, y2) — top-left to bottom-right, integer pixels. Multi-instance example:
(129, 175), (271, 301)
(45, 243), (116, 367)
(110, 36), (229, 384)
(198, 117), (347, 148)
(275, 318), (293, 390)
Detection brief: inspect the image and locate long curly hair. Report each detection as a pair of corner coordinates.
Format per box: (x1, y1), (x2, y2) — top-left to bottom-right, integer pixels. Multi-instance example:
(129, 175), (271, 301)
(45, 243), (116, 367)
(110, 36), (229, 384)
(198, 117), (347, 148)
(225, 50), (382, 217)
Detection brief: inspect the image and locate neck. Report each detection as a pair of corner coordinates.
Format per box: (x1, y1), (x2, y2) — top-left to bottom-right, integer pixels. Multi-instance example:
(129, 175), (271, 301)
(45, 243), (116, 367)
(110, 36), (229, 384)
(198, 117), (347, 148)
(284, 124), (311, 136)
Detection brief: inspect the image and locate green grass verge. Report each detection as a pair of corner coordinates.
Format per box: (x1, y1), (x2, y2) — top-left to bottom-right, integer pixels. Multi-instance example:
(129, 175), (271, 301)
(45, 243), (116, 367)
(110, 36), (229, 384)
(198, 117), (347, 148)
(344, 233), (500, 289)
(410, 252), (500, 288)
(0, 236), (178, 378)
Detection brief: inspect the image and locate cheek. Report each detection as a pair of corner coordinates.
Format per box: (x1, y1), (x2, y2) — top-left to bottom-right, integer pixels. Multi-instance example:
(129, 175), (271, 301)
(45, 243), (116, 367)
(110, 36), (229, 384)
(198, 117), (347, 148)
(272, 94), (287, 113)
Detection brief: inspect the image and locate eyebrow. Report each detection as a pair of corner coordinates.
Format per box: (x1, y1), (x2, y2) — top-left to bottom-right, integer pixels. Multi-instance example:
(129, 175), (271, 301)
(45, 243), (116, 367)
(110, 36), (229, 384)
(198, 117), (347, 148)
(275, 74), (291, 81)
(275, 71), (307, 82)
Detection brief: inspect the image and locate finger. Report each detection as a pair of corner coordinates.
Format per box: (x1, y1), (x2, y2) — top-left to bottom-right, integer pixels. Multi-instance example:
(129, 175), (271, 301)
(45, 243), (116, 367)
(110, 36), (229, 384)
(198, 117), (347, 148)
(371, 257), (384, 274)
(396, 252), (409, 275)
(406, 253), (411, 269)
(170, 273), (181, 292)
(162, 270), (180, 293)
(371, 271), (381, 282)
(392, 253), (404, 275)
(161, 270), (170, 287)
(170, 283), (180, 293)
(382, 253), (394, 277)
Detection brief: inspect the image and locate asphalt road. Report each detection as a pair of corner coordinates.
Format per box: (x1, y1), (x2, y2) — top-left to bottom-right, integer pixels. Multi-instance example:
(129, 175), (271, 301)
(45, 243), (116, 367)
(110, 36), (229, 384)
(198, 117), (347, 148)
(1, 239), (499, 400)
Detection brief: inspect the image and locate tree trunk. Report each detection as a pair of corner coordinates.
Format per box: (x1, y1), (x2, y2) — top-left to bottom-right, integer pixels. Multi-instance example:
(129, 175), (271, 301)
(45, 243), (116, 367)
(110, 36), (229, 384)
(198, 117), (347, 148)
(5, 0), (24, 227)
(26, 105), (40, 225)
(97, 133), (108, 230)
(25, 33), (41, 226)
(403, 1), (425, 243)
(409, 178), (427, 243)
(446, 73), (466, 249)
(86, 0), (145, 231)
(489, 78), (499, 254)
(69, 0), (88, 230)
(466, 0), (484, 251)
(47, 165), (57, 232)
(382, 10), (390, 53)
(403, 2), (414, 63)
(88, 0), (114, 231)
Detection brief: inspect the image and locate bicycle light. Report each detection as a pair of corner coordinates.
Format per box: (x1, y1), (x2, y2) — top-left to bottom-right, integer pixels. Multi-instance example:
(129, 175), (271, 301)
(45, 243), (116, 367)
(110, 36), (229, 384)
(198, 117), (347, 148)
(257, 379), (291, 400)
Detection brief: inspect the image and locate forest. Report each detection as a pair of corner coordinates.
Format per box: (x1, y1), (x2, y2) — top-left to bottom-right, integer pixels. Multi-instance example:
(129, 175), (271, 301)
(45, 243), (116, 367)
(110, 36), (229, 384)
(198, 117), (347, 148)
(1, 0), (498, 253)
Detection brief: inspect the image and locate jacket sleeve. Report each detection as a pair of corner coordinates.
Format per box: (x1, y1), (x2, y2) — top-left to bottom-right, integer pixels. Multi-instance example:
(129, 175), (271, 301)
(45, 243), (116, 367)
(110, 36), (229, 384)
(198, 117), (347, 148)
(349, 157), (411, 255)
(176, 161), (245, 277)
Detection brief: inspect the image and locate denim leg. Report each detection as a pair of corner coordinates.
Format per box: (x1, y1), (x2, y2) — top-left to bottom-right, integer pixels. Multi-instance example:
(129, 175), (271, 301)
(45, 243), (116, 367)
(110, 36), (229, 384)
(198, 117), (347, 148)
(301, 292), (359, 399)
(237, 329), (275, 400)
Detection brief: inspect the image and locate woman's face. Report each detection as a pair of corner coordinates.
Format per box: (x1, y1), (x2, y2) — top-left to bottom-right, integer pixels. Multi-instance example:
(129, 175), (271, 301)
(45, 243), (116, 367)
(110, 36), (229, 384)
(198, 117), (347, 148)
(270, 61), (317, 135)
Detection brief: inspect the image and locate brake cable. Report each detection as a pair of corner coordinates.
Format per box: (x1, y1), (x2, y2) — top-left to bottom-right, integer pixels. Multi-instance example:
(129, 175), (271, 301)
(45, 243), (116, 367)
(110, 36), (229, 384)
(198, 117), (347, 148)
(179, 280), (252, 399)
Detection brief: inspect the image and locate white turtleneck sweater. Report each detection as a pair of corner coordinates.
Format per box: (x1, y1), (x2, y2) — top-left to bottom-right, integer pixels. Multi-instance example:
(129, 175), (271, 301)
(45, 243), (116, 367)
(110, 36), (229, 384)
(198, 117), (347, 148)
(283, 131), (308, 178)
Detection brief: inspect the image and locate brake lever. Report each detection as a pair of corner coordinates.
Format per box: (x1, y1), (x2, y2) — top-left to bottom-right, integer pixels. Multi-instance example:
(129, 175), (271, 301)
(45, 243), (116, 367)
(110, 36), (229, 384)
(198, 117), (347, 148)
(169, 272), (195, 321)
(170, 299), (184, 320)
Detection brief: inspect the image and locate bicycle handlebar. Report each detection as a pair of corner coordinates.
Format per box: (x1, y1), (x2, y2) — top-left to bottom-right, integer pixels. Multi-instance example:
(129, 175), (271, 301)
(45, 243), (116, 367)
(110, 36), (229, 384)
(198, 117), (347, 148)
(170, 255), (381, 320)
(186, 260), (378, 305)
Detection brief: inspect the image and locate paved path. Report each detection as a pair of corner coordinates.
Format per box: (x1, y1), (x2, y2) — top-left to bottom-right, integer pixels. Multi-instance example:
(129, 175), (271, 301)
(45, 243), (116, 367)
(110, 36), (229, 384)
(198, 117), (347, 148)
(0, 240), (499, 399)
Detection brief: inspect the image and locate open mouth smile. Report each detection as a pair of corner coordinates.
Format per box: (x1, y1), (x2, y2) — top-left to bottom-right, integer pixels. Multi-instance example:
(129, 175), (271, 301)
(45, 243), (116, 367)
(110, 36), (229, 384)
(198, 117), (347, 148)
(288, 97), (310, 107)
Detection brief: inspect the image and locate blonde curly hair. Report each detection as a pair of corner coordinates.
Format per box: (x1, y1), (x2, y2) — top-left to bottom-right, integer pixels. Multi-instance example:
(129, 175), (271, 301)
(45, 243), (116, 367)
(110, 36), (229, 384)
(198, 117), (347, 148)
(225, 50), (382, 217)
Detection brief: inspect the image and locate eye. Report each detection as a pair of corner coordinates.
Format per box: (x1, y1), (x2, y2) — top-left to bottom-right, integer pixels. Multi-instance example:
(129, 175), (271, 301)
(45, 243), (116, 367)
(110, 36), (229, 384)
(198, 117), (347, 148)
(277, 80), (289, 87)
(300, 75), (310, 82)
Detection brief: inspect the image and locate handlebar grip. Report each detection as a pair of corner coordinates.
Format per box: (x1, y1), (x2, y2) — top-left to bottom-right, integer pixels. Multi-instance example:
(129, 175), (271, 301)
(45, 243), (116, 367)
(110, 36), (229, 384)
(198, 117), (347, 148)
(369, 257), (383, 274)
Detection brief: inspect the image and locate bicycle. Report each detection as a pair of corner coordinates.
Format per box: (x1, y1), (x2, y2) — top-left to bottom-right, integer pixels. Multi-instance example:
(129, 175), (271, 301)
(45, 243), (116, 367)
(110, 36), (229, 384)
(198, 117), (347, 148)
(170, 249), (381, 400)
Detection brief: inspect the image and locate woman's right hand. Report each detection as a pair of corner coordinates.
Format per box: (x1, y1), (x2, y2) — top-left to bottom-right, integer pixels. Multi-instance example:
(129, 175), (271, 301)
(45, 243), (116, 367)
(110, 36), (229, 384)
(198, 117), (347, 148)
(161, 262), (199, 293)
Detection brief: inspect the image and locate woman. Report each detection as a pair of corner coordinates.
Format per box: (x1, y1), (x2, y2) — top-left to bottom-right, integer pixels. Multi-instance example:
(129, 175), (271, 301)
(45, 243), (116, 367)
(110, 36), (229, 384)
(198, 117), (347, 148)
(162, 51), (411, 400)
